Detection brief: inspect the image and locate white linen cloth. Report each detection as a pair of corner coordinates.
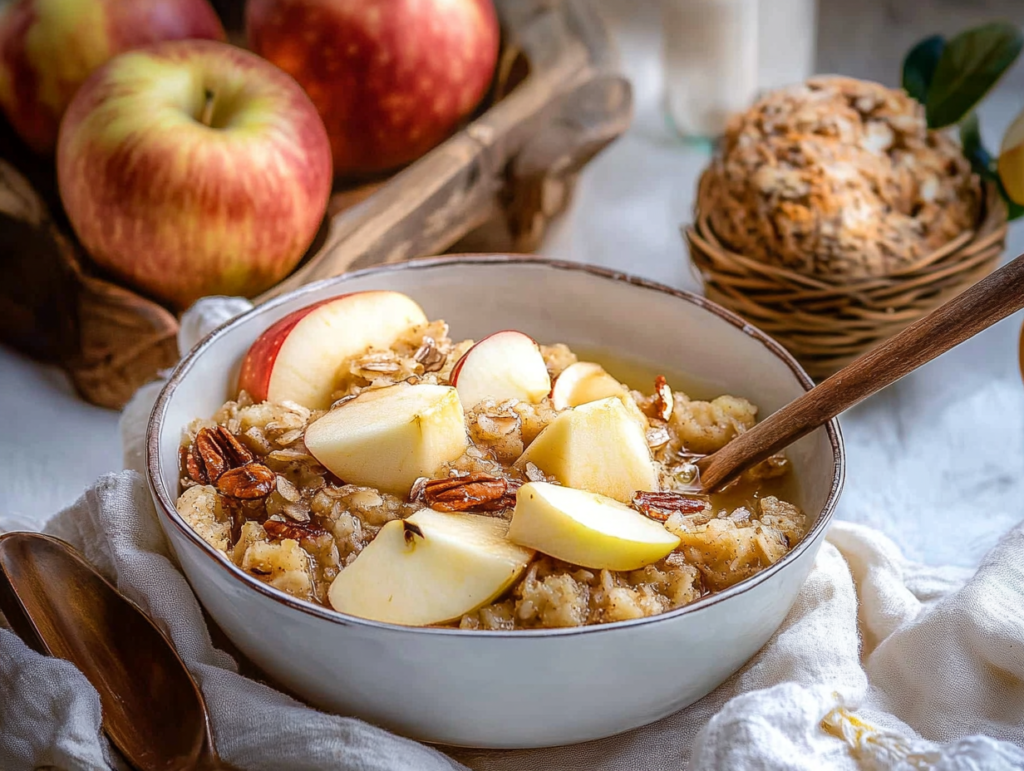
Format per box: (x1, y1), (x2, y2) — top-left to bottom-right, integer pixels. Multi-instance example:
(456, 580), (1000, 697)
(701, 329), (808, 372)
(2, 298), (1024, 770)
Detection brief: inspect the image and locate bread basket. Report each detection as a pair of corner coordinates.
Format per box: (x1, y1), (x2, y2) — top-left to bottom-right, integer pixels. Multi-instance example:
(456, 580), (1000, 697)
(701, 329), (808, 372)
(686, 178), (1008, 380)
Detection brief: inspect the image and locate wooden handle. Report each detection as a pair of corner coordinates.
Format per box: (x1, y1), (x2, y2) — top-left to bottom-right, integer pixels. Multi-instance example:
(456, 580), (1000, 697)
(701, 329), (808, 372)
(696, 251), (1024, 492)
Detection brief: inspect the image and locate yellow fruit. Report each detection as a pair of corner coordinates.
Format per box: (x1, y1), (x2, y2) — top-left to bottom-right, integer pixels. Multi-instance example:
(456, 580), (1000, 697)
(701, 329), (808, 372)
(998, 105), (1024, 205)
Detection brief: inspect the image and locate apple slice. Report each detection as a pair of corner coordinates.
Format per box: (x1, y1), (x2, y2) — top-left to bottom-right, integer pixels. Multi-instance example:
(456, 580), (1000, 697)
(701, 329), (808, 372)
(450, 330), (551, 409)
(304, 383), (468, 496)
(328, 509), (535, 626)
(237, 290), (428, 409)
(508, 482), (680, 571)
(550, 361), (648, 428)
(551, 362), (622, 410)
(514, 397), (657, 502)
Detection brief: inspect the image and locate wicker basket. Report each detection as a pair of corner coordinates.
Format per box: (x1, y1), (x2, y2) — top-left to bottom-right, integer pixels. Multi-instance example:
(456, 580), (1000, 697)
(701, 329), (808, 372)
(685, 177), (1009, 380)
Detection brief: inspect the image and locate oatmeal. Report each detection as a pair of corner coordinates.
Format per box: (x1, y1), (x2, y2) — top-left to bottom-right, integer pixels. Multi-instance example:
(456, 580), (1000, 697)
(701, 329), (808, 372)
(177, 294), (807, 629)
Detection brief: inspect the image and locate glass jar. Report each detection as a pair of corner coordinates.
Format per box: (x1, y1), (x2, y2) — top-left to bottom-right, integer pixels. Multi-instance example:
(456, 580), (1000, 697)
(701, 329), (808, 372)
(758, 0), (818, 92)
(662, 0), (760, 139)
(662, 0), (818, 139)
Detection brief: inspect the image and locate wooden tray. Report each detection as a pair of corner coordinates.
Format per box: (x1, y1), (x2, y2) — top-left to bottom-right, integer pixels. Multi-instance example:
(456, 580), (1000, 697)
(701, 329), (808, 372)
(0, 0), (631, 409)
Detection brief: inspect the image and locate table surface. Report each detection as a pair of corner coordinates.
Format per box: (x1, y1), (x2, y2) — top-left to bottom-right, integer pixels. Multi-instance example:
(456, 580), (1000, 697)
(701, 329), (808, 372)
(3, 0), (1023, 567)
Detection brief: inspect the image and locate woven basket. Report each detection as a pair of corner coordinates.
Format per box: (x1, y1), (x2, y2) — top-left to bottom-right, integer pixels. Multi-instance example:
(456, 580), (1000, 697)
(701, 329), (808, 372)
(685, 177), (1009, 380)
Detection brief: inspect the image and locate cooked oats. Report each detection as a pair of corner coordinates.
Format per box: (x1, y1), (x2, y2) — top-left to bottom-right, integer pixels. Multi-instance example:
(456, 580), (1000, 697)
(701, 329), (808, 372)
(177, 319), (808, 629)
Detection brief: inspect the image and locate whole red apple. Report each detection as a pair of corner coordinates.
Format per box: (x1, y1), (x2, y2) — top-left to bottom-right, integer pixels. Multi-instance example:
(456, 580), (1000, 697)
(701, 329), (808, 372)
(246, 0), (499, 176)
(0, 0), (225, 154)
(57, 39), (333, 310)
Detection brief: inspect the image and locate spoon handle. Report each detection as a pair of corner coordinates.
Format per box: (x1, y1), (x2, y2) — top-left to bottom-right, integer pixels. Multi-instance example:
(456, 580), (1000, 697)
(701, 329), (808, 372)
(697, 251), (1024, 492)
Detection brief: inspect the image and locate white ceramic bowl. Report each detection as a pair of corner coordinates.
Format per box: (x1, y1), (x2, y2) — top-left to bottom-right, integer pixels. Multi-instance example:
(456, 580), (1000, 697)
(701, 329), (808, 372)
(147, 256), (844, 749)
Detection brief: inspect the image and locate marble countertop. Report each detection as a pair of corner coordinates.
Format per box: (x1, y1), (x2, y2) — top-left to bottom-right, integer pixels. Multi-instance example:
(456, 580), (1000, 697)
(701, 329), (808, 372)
(3, 0), (1023, 567)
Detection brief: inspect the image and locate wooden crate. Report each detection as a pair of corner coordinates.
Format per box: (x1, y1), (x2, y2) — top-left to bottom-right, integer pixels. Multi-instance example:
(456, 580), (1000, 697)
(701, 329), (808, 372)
(0, 0), (631, 409)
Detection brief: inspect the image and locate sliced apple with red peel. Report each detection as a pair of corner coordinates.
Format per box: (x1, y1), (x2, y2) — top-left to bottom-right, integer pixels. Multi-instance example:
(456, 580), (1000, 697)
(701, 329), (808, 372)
(509, 482), (680, 571)
(237, 290), (427, 409)
(304, 383), (467, 496)
(450, 330), (551, 409)
(514, 397), (657, 502)
(550, 361), (648, 429)
(328, 509), (534, 626)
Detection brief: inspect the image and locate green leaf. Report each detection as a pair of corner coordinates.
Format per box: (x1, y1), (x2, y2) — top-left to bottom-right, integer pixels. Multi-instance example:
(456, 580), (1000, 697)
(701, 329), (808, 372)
(926, 21), (1024, 128)
(959, 112), (996, 180)
(902, 34), (946, 103)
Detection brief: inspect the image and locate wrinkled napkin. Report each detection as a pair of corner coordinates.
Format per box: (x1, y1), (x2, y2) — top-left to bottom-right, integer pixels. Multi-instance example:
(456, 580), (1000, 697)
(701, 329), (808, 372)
(3, 298), (1024, 770)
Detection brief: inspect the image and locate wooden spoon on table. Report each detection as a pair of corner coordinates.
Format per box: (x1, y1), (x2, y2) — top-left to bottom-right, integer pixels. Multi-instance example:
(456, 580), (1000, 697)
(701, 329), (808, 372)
(696, 251), (1024, 492)
(0, 532), (242, 771)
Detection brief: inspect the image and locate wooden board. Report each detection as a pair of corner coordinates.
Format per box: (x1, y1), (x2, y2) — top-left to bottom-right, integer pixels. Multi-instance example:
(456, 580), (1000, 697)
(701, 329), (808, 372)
(0, 0), (632, 409)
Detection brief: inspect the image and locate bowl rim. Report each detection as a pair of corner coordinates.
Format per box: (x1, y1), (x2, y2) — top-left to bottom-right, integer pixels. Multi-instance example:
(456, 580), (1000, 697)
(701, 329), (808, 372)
(146, 254), (845, 639)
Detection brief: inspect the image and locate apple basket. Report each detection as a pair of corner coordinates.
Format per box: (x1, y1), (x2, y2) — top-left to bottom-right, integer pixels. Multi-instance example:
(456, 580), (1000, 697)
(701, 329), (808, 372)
(0, 0), (631, 409)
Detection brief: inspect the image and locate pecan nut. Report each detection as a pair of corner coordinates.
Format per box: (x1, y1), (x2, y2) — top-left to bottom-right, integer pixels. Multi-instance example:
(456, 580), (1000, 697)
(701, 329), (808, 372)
(417, 473), (520, 512)
(632, 490), (709, 521)
(186, 426), (255, 484)
(214, 426), (254, 466)
(185, 444), (208, 484)
(216, 462), (276, 499)
(653, 376), (674, 422)
(263, 518), (328, 541)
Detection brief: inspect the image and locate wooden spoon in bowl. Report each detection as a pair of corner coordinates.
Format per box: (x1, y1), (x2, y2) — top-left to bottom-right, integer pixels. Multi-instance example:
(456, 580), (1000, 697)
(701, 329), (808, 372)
(0, 532), (242, 771)
(696, 251), (1024, 492)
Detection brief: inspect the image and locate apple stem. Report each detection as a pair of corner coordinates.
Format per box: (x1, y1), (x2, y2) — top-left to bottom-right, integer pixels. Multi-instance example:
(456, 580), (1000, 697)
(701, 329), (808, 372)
(200, 89), (215, 127)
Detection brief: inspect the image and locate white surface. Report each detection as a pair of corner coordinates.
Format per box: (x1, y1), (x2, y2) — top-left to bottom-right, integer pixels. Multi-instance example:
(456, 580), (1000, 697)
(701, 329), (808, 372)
(2, 0), (1024, 570)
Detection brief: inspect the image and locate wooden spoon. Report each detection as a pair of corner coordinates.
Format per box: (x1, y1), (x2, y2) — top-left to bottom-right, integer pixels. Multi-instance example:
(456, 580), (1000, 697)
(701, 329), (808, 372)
(0, 532), (242, 771)
(696, 252), (1024, 492)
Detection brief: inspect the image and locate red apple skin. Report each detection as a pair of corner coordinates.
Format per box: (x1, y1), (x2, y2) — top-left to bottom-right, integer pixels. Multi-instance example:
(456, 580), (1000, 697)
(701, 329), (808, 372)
(246, 0), (499, 176)
(450, 330), (539, 387)
(0, 0), (225, 154)
(237, 297), (336, 402)
(57, 39), (333, 310)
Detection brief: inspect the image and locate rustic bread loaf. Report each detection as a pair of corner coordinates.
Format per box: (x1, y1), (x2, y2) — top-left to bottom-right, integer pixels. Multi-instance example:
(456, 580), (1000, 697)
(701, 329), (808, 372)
(701, 76), (980, 278)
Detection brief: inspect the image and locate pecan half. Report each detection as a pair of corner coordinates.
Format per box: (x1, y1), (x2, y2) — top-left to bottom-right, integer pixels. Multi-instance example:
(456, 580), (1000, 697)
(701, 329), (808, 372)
(414, 336), (447, 373)
(189, 429), (223, 483)
(264, 518), (328, 541)
(187, 444), (207, 483)
(216, 462), (276, 499)
(214, 426), (254, 466)
(186, 426), (255, 484)
(418, 473), (520, 512)
(632, 490), (709, 522)
(653, 376), (674, 422)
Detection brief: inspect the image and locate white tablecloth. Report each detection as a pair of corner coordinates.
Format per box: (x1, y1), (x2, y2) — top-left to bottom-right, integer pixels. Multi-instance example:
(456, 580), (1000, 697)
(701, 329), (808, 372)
(2, 0), (1024, 569)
